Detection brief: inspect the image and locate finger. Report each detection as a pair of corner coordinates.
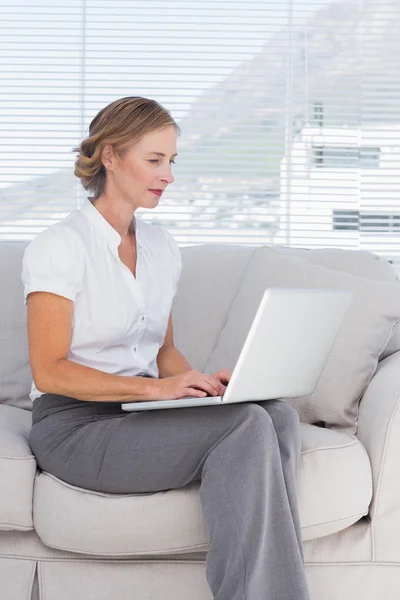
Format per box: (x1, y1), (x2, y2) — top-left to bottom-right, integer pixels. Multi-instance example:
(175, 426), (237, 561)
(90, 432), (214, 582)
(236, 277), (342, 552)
(216, 381), (226, 394)
(213, 369), (230, 381)
(186, 388), (208, 398)
(195, 378), (221, 396)
(220, 370), (232, 383)
(212, 372), (228, 387)
(207, 375), (225, 395)
(192, 374), (223, 396)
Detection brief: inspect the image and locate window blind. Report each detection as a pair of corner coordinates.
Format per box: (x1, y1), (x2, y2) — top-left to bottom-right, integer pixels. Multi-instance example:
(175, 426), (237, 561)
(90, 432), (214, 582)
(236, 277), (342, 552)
(1, 0), (399, 273)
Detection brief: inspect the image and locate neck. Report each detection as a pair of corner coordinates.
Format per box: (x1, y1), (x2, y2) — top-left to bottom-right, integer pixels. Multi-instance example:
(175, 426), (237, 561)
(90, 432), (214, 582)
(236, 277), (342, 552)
(90, 195), (136, 240)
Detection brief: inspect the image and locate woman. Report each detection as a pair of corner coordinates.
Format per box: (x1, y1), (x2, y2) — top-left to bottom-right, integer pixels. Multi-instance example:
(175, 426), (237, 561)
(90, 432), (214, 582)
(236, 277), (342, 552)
(23, 96), (310, 600)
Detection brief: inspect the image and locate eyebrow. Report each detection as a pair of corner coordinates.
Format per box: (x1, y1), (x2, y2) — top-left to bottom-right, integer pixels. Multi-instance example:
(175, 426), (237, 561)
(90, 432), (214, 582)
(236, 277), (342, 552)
(148, 152), (178, 158)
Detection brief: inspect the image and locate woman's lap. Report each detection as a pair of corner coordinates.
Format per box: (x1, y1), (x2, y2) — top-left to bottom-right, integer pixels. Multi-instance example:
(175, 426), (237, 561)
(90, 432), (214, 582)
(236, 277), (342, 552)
(29, 393), (301, 494)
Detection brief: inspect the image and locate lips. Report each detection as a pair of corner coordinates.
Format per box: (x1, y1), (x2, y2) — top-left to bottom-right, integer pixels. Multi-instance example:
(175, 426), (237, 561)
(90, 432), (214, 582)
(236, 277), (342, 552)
(149, 189), (163, 197)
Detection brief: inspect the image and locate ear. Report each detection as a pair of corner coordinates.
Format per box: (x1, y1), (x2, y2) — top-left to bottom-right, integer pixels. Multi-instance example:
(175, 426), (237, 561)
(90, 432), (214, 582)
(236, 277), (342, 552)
(101, 144), (114, 168)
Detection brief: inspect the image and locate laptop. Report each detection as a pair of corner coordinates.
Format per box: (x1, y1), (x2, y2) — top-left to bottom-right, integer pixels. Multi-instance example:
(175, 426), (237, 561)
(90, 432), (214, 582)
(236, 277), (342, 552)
(121, 288), (353, 412)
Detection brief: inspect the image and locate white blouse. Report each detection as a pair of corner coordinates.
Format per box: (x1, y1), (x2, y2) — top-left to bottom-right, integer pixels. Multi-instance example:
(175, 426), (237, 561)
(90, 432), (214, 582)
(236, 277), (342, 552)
(21, 197), (182, 402)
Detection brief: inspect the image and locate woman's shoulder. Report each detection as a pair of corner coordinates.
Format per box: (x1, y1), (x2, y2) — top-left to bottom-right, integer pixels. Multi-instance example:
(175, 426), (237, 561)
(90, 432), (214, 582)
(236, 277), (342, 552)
(24, 213), (85, 260)
(21, 213), (86, 304)
(23, 218), (85, 274)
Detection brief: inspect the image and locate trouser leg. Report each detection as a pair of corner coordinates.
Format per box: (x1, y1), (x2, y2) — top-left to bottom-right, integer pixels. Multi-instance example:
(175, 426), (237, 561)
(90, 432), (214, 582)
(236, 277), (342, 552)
(200, 401), (310, 600)
(256, 399), (305, 562)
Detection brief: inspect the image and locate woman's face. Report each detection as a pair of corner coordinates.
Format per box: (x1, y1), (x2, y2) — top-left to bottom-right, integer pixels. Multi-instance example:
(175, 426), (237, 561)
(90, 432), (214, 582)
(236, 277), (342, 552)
(105, 125), (178, 209)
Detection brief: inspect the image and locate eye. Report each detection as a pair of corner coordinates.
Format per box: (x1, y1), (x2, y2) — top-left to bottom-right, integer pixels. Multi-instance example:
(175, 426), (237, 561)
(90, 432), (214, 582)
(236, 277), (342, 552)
(148, 159), (176, 164)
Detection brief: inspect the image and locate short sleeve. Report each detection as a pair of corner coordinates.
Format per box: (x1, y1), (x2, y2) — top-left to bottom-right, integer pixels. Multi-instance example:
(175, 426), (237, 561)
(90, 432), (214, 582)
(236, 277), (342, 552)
(162, 228), (182, 297)
(21, 228), (85, 306)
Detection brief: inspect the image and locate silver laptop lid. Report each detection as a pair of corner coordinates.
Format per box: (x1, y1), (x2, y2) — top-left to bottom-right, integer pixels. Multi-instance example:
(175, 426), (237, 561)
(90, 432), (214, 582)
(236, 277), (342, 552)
(222, 288), (353, 404)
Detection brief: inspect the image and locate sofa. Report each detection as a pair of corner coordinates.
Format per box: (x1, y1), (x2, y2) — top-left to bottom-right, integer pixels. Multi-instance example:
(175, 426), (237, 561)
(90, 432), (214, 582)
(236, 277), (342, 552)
(1, 239), (400, 600)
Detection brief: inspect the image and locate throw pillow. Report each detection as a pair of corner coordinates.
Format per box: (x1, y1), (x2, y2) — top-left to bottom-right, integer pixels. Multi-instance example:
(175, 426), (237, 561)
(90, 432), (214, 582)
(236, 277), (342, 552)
(204, 247), (400, 434)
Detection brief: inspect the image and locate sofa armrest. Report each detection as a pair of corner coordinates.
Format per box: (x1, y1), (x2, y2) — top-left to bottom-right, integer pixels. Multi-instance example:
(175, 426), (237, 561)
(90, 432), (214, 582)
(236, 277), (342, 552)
(357, 350), (400, 561)
(0, 406), (36, 530)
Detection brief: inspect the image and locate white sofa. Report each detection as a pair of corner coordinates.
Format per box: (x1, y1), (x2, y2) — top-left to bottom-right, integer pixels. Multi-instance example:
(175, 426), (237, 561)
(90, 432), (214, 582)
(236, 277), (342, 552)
(1, 240), (400, 600)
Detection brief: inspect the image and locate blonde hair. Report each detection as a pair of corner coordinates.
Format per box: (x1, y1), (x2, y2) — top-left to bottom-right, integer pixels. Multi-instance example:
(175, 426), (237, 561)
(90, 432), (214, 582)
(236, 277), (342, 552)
(73, 96), (180, 199)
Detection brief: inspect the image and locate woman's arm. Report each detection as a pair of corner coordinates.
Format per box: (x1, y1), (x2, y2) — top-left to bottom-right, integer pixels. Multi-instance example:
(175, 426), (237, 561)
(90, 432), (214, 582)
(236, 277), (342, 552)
(157, 345), (192, 378)
(27, 291), (157, 402)
(37, 358), (156, 402)
(156, 312), (192, 377)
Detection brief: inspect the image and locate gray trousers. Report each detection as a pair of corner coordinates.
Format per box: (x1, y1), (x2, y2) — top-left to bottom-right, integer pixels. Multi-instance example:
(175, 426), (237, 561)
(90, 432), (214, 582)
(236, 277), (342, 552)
(30, 394), (310, 600)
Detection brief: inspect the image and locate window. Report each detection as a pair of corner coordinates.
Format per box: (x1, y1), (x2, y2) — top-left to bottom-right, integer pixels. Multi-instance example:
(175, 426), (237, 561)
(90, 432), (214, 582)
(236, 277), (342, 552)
(312, 146), (381, 169)
(333, 210), (400, 233)
(332, 210), (360, 231)
(1, 0), (399, 273)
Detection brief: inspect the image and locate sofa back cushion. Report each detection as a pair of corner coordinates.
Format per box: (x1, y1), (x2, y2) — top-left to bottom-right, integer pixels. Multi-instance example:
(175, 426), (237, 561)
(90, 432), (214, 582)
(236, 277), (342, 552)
(0, 242), (32, 410)
(172, 244), (254, 372)
(272, 246), (398, 282)
(271, 246), (400, 360)
(175, 245), (400, 373)
(203, 247), (400, 434)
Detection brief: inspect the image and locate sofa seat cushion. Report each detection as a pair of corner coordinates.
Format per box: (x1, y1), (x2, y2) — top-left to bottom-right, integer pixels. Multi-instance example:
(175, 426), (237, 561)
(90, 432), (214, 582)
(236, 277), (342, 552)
(32, 422), (372, 555)
(298, 423), (372, 540)
(0, 406), (36, 530)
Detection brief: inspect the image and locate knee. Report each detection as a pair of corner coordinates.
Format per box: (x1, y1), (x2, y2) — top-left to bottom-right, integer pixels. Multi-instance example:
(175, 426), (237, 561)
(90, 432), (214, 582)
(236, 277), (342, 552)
(271, 399), (299, 419)
(280, 401), (301, 427)
(272, 402), (302, 456)
(264, 400), (301, 438)
(234, 402), (276, 434)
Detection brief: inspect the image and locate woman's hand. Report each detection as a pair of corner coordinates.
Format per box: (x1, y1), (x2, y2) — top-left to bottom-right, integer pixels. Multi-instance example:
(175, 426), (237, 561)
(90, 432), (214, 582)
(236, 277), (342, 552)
(210, 368), (232, 387)
(150, 369), (230, 401)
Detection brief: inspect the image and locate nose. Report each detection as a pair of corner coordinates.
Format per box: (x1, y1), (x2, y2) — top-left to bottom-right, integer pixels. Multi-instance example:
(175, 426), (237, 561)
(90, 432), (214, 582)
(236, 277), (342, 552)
(161, 165), (175, 185)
